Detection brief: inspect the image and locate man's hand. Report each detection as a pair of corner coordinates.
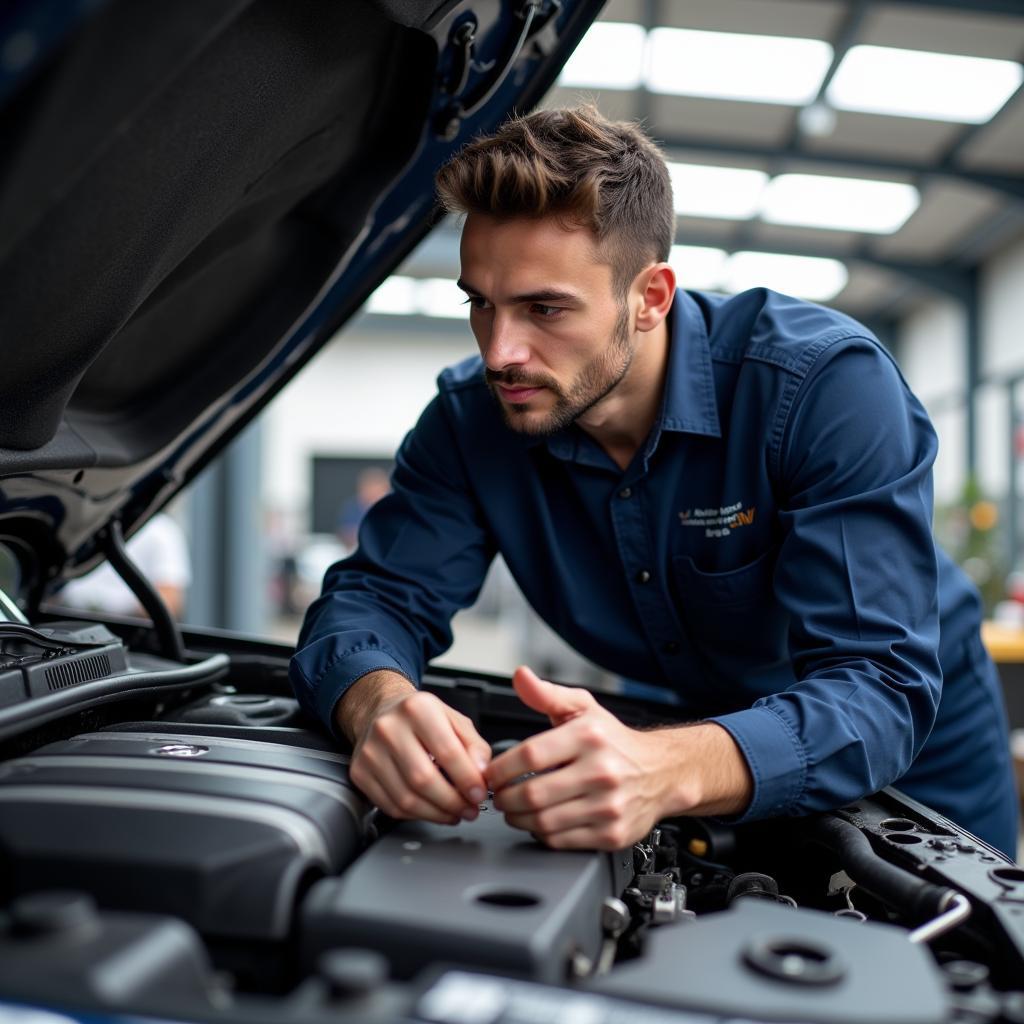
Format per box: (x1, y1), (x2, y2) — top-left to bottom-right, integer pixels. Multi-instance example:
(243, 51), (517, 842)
(338, 670), (492, 826)
(486, 666), (753, 849)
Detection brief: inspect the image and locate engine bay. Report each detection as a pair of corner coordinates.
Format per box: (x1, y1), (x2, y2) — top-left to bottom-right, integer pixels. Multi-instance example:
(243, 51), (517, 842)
(0, 621), (1022, 1024)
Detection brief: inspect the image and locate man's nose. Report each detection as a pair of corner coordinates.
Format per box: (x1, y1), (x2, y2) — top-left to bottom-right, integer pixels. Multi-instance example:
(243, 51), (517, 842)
(481, 313), (530, 371)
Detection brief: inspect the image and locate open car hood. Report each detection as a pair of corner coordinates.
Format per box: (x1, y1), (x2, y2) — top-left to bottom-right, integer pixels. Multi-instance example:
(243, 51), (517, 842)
(0, 0), (602, 608)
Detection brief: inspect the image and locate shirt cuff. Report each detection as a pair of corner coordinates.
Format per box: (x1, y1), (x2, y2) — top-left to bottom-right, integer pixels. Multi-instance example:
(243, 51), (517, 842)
(311, 648), (413, 740)
(708, 703), (808, 821)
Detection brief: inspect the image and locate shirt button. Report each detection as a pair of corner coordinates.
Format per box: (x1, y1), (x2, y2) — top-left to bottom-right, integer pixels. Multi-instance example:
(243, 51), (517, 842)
(636, 569), (651, 584)
(618, 487), (632, 499)
(663, 641), (680, 654)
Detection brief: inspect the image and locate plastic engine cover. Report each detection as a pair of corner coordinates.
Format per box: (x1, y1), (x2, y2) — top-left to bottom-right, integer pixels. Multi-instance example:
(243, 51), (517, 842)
(0, 729), (367, 941)
(591, 899), (950, 1024)
(301, 798), (634, 982)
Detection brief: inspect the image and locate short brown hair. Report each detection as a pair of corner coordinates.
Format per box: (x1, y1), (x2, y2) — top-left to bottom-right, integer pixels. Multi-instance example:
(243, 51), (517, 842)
(435, 105), (675, 296)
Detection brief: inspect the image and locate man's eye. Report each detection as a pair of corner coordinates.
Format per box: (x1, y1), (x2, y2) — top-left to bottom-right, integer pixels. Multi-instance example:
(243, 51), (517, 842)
(532, 304), (562, 317)
(462, 295), (491, 310)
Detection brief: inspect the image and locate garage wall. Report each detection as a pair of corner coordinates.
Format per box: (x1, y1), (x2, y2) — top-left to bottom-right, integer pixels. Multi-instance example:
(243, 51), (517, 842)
(262, 320), (475, 531)
(982, 234), (1024, 381)
(895, 231), (1024, 508)
(896, 298), (967, 506)
(897, 299), (965, 403)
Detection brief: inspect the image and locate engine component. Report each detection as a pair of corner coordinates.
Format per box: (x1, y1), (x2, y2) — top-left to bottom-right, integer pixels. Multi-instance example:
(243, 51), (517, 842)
(727, 871), (781, 904)
(624, 870), (694, 926)
(591, 899), (951, 1024)
(0, 890), (218, 1017)
(907, 892), (973, 945)
(805, 816), (954, 922)
(0, 620), (128, 706)
(300, 800), (634, 982)
(163, 691), (307, 728)
(0, 729), (367, 942)
(595, 897), (630, 974)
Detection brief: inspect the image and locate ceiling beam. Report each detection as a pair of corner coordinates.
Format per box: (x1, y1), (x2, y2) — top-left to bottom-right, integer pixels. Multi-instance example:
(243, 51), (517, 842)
(947, 204), (1024, 265)
(674, 228), (973, 299)
(783, 0), (869, 151)
(632, 0), (660, 126)
(656, 132), (1024, 202)
(398, 222), (979, 301)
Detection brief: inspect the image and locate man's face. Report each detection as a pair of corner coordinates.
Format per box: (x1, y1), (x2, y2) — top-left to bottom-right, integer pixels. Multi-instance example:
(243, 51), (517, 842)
(458, 214), (634, 436)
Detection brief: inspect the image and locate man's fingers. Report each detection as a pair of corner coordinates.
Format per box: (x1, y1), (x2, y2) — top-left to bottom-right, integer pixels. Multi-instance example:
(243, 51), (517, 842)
(360, 693), (480, 818)
(389, 736), (476, 819)
(511, 665), (594, 725)
(502, 792), (608, 837)
(540, 824), (629, 851)
(448, 712), (492, 776)
(485, 721), (583, 791)
(491, 764), (589, 814)
(352, 749), (460, 825)
(505, 792), (635, 850)
(402, 699), (486, 804)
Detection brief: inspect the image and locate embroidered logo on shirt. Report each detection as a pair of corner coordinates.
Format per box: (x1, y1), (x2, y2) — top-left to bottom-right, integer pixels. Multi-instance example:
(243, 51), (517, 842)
(679, 502), (756, 539)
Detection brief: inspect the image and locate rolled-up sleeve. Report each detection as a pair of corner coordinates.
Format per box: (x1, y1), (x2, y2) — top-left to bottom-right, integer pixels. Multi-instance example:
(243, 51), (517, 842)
(289, 392), (496, 735)
(711, 339), (942, 820)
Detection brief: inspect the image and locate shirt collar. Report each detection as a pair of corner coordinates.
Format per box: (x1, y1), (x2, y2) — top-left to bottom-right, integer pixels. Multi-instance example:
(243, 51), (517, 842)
(653, 287), (721, 440)
(524, 287), (722, 462)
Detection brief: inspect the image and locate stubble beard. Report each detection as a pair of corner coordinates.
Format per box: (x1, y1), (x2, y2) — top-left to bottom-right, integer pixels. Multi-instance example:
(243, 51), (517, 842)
(487, 304), (634, 438)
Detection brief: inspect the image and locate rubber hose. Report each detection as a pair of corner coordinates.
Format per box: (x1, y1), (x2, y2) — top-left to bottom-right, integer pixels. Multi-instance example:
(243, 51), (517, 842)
(806, 816), (951, 922)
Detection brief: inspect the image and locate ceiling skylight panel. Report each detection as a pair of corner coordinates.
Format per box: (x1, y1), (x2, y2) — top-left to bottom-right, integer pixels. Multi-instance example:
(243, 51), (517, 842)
(670, 245), (729, 290)
(827, 45), (1023, 123)
(669, 163), (768, 219)
(725, 252), (848, 302)
(646, 28), (833, 105)
(760, 174), (920, 233)
(557, 22), (646, 89)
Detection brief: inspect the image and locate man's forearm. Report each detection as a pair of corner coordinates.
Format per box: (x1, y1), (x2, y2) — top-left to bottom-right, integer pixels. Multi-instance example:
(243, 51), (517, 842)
(335, 669), (416, 744)
(650, 722), (754, 818)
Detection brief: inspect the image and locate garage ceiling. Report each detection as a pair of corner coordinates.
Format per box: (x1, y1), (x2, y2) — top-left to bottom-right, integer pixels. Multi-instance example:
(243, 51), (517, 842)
(388, 0), (1024, 327)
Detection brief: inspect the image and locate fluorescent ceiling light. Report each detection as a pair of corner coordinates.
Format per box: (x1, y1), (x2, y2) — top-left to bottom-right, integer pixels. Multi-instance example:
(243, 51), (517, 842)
(670, 245), (729, 290)
(366, 275), (417, 316)
(558, 22), (646, 89)
(828, 45), (1023, 123)
(725, 252), (848, 302)
(646, 28), (833, 105)
(760, 174), (920, 233)
(669, 162), (769, 219)
(417, 278), (469, 319)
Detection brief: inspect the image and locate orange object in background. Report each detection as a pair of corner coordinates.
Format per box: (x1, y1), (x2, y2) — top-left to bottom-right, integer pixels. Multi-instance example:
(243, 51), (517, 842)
(969, 500), (999, 532)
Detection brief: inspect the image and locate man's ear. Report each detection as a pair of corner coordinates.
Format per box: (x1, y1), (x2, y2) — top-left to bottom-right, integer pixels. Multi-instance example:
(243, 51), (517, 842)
(634, 263), (676, 333)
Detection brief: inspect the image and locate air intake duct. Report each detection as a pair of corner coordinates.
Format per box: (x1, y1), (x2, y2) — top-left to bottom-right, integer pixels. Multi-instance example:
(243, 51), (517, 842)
(0, 621), (128, 707)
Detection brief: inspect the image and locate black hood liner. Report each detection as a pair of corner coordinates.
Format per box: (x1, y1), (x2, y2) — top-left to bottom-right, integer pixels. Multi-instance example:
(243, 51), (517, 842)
(0, 0), (435, 453)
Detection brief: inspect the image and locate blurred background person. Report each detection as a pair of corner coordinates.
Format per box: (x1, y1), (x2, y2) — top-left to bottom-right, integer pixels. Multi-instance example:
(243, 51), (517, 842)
(336, 466), (391, 552)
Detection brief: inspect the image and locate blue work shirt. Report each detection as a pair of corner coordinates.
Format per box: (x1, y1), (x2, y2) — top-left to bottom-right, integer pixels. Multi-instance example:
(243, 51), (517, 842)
(291, 287), (1018, 855)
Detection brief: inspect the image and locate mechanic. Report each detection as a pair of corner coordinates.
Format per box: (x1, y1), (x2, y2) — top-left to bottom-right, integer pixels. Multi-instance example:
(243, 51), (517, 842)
(290, 106), (1019, 858)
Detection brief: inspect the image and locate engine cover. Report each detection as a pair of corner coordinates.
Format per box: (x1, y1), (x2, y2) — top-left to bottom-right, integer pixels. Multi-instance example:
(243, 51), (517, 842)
(301, 800), (634, 982)
(0, 729), (367, 941)
(591, 899), (950, 1024)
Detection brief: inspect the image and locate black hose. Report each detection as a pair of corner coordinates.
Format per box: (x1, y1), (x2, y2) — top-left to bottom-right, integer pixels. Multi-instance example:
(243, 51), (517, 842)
(806, 816), (952, 922)
(100, 519), (186, 663)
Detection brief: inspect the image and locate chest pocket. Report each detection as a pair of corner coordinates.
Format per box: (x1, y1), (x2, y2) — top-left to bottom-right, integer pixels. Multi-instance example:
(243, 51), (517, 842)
(672, 545), (778, 607)
(672, 545), (787, 672)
